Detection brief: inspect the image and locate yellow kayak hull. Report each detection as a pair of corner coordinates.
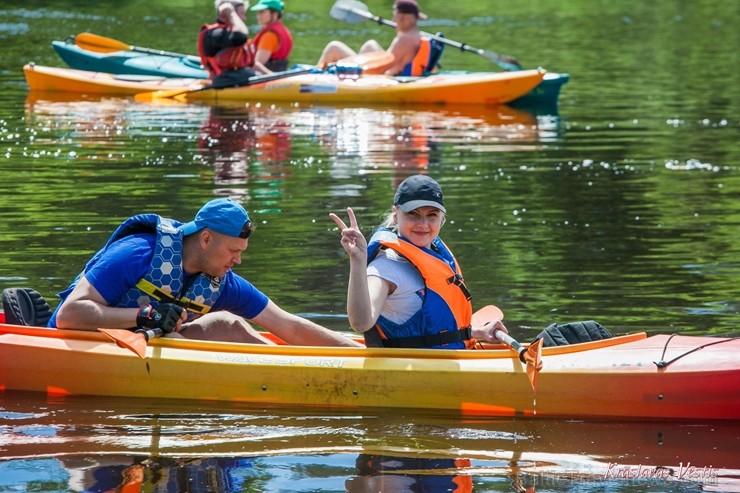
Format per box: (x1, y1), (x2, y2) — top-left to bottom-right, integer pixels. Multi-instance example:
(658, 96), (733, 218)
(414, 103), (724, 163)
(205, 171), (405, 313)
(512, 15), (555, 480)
(1, 324), (738, 420)
(23, 63), (200, 95)
(23, 63), (545, 106)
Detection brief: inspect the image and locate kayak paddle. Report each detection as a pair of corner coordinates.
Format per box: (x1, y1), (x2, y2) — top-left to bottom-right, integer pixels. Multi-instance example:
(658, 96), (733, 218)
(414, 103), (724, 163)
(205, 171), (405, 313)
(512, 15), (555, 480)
(74, 32), (201, 63)
(472, 304), (543, 392)
(99, 327), (162, 359)
(329, 0), (523, 71)
(133, 66), (315, 102)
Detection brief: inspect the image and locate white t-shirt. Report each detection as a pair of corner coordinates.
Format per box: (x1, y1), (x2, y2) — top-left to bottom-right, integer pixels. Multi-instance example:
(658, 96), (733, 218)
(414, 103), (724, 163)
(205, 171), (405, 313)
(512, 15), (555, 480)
(367, 248), (424, 324)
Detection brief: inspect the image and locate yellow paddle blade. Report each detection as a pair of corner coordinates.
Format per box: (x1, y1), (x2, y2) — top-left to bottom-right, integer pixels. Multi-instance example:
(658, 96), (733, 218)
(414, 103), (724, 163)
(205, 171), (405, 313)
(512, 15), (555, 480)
(75, 32), (131, 53)
(525, 337), (543, 393)
(134, 85), (204, 103)
(98, 328), (148, 358)
(134, 89), (187, 103)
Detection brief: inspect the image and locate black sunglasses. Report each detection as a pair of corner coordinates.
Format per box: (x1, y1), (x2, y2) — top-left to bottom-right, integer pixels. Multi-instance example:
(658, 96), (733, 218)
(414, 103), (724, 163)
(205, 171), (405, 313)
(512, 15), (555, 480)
(240, 220), (254, 239)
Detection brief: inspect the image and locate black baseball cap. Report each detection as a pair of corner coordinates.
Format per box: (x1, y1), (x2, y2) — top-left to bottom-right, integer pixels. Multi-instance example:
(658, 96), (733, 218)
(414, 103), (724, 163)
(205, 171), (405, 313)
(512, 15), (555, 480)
(394, 175), (446, 213)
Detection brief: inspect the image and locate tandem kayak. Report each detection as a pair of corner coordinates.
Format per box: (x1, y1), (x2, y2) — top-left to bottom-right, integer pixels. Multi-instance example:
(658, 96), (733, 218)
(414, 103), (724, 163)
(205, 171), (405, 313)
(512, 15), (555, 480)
(50, 37), (569, 108)
(23, 63), (546, 106)
(1, 321), (738, 420)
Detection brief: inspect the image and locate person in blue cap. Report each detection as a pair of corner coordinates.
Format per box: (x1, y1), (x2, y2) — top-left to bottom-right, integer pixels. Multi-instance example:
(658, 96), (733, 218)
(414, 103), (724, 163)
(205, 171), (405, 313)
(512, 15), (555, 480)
(51, 198), (361, 346)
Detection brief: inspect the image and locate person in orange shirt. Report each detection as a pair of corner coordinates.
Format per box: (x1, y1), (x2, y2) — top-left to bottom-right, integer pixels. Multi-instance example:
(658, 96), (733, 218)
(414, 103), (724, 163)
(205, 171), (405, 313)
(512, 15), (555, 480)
(249, 0), (294, 73)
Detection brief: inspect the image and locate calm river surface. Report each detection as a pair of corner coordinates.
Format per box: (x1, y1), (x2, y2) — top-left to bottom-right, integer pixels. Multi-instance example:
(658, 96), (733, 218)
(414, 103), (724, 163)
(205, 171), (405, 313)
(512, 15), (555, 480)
(1, 0), (739, 491)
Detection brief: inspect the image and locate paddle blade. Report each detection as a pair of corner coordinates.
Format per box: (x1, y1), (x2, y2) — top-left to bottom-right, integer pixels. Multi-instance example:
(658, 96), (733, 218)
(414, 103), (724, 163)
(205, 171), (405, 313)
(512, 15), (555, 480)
(471, 304), (504, 327)
(134, 88), (191, 103)
(483, 51), (523, 71)
(98, 328), (148, 358)
(75, 32), (131, 53)
(524, 338), (543, 393)
(330, 0), (372, 23)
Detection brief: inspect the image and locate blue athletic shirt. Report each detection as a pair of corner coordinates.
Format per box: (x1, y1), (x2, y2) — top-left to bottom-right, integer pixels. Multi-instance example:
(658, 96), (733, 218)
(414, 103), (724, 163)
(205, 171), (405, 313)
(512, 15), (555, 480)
(49, 232), (268, 327)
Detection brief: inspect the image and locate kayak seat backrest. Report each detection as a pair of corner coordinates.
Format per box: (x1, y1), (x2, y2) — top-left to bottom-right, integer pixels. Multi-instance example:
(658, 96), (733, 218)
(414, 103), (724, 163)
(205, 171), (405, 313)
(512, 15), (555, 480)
(2, 287), (53, 327)
(424, 33), (446, 75)
(534, 320), (613, 347)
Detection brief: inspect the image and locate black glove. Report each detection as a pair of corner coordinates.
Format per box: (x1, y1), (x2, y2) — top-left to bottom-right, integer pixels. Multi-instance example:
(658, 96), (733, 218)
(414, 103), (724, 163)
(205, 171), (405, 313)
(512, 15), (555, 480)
(136, 303), (185, 334)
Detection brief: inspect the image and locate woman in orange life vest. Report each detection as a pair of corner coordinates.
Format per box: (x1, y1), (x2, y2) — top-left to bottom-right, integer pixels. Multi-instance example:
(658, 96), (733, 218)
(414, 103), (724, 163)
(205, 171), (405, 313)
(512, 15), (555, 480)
(198, 0), (255, 88)
(317, 0), (432, 76)
(330, 174), (508, 349)
(248, 0), (294, 73)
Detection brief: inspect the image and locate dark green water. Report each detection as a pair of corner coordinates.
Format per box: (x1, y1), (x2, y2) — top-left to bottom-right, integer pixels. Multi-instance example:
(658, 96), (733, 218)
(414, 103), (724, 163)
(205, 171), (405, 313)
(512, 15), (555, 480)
(1, 0), (739, 491)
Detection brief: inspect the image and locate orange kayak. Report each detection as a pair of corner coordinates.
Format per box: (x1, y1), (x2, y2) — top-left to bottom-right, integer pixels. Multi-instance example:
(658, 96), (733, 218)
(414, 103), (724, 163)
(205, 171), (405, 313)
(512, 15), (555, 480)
(1, 321), (738, 420)
(23, 63), (546, 106)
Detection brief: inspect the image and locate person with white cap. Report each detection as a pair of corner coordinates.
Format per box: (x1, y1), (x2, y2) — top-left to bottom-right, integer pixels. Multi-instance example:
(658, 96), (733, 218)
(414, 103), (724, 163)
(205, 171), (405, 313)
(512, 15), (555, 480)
(317, 0), (434, 76)
(52, 198), (361, 347)
(330, 175), (507, 349)
(198, 0), (256, 86)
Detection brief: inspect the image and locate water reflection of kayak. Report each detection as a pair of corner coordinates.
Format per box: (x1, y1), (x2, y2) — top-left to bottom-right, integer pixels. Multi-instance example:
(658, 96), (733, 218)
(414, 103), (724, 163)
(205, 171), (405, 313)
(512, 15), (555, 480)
(1, 394), (737, 491)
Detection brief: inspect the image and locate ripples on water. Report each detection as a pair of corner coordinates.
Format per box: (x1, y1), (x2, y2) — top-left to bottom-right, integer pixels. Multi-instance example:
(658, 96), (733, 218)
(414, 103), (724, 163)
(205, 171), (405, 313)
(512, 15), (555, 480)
(1, 395), (738, 492)
(6, 87), (740, 339)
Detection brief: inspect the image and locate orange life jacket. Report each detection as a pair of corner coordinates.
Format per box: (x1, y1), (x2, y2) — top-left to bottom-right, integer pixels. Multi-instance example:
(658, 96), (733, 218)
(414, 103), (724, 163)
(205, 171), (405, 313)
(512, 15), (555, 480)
(398, 37), (432, 76)
(250, 20), (293, 72)
(366, 229), (473, 348)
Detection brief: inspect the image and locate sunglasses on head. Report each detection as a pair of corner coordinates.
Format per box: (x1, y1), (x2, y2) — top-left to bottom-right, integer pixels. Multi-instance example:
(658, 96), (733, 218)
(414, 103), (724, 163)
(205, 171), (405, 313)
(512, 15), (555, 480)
(240, 220), (253, 239)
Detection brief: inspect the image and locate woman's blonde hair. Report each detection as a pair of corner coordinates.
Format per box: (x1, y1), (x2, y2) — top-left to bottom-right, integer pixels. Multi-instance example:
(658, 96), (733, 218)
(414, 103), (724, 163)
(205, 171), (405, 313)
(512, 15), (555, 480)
(381, 210), (397, 230)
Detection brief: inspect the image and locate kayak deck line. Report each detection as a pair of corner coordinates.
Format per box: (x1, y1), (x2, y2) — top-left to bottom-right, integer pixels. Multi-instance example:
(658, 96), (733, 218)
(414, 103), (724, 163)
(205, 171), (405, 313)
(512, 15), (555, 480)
(0, 323), (644, 360)
(0, 323), (734, 368)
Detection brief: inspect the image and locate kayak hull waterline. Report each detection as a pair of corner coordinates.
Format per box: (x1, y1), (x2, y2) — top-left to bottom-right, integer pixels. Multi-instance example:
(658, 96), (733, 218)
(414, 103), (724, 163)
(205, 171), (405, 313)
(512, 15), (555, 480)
(1, 324), (738, 420)
(23, 63), (545, 106)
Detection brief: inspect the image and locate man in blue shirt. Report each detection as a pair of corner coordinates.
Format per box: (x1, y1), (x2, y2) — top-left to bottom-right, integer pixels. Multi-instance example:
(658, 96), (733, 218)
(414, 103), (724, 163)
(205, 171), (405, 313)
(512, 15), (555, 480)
(51, 198), (361, 347)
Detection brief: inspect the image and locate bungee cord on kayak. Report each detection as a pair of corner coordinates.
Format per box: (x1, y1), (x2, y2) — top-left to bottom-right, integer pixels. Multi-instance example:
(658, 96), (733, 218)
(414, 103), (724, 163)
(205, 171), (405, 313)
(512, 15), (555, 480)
(653, 333), (739, 369)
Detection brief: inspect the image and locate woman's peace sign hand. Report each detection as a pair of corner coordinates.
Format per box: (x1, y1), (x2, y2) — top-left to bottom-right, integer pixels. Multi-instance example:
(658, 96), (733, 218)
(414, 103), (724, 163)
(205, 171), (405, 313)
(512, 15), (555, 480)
(329, 207), (367, 260)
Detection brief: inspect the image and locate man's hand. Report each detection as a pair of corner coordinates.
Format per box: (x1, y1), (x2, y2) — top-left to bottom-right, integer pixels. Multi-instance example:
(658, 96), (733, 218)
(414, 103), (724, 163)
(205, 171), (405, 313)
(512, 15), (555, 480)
(218, 2), (236, 19)
(136, 303), (185, 333)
